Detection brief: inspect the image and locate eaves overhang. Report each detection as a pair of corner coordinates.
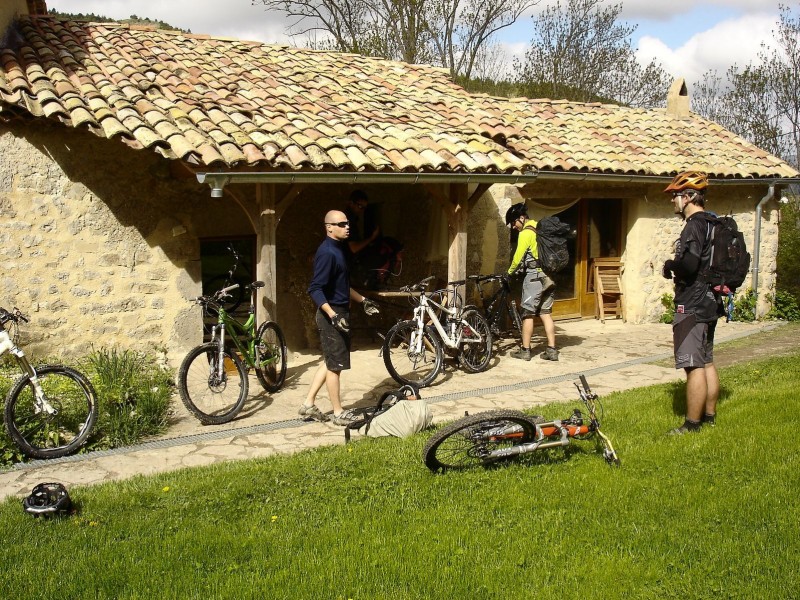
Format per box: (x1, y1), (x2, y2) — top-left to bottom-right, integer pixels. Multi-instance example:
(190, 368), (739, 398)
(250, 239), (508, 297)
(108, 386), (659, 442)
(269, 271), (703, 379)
(196, 170), (800, 197)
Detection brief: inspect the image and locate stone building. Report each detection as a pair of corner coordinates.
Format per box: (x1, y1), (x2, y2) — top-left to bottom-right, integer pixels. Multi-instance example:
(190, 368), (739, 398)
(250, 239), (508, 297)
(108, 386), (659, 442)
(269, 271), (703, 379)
(1, 2), (798, 362)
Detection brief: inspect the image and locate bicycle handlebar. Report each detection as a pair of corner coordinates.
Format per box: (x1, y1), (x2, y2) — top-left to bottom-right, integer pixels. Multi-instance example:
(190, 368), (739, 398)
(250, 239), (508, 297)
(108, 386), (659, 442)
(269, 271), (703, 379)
(0, 307), (28, 326)
(467, 274), (508, 284)
(400, 275), (436, 293)
(219, 283), (240, 295)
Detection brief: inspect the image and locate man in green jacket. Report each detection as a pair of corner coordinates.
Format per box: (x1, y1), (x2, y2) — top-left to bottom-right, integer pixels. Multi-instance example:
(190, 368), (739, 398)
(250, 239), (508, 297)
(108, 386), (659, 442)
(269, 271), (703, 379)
(505, 203), (558, 361)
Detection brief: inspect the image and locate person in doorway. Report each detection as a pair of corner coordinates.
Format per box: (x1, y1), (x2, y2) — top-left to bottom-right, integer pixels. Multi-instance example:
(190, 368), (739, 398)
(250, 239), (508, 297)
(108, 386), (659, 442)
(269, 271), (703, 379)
(505, 202), (558, 361)
(662, 171), (720, 434)
(300, 209), (380, 425)
(345, 189), (381, 256)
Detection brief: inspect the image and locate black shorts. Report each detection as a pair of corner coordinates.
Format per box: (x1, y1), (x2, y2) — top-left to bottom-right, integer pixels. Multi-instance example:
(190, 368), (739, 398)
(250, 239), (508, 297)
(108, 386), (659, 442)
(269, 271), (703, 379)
(673, 312), (717, 369)
(316, 306), (350, 371)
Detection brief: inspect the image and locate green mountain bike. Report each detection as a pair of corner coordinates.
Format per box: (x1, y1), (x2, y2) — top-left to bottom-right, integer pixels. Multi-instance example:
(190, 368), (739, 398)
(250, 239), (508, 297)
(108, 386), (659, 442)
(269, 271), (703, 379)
(177, 255), (287, 424)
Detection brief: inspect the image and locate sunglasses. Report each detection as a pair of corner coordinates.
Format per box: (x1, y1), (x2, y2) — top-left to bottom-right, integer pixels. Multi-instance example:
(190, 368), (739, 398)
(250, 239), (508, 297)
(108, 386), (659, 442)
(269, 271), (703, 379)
(326, 221), (350, 228)
(672, 192), (690, 199)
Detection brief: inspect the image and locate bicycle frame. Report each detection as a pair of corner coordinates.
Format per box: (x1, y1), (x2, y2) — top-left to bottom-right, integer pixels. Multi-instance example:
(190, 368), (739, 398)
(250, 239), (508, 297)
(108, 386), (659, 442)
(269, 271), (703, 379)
(409, 286), (481, 352)
(468, 274), (521, 336)
(210, 309), (255, 362)
(479, 376), (618, 464)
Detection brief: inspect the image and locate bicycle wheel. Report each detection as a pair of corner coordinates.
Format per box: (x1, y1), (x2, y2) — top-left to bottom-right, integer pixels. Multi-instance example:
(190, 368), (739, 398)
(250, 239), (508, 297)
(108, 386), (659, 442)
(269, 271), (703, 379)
(383, 320), (443, 388)
(457, 308), (493, 373)
(423, 410), (543, 472)
(5, 365), (97, 460)
(178, 343), (248, 424)
(255, 321), (287, 393)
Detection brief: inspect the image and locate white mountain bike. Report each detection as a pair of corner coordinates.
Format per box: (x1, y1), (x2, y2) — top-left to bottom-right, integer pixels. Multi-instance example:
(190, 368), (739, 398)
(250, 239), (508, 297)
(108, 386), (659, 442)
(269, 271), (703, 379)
(382, 276), (492, 387)
(1, 307), (97, 459)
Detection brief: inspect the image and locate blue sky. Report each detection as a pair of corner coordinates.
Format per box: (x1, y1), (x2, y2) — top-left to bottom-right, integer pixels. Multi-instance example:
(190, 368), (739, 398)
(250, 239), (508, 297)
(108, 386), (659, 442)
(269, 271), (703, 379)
(49, 0), (785, 84)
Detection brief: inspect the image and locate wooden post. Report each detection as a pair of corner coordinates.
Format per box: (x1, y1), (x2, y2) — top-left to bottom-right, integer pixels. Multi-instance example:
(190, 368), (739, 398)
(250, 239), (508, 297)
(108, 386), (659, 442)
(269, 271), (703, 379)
(256, 183), (277, 321)
(448, 183), (468, 285)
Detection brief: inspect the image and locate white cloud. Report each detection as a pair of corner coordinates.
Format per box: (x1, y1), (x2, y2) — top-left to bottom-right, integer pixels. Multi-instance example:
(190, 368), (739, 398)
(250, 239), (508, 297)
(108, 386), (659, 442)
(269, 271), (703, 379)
(636, 13), (777, 84)
(608, 0), (779, 21)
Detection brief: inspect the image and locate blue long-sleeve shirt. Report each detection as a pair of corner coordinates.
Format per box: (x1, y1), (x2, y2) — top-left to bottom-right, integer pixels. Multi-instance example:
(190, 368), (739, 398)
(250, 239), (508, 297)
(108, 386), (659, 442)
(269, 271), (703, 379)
(308, 236), (351, 308)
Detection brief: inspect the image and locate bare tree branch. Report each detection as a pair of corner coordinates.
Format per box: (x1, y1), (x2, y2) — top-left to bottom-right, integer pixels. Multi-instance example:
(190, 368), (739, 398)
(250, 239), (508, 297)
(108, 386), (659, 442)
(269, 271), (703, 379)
(253, 0), (538, 79)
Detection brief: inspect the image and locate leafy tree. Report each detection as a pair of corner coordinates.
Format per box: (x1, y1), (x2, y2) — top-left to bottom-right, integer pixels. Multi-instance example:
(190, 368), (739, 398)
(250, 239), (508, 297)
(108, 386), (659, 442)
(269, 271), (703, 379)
(252, 0), (538, 80)
(513, 0), (671, 108)
(47, 9), (187, 32)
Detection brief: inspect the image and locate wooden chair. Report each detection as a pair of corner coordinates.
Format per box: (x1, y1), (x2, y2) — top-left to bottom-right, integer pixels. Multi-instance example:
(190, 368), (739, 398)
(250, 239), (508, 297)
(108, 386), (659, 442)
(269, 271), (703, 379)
(593, 259), (624, 323)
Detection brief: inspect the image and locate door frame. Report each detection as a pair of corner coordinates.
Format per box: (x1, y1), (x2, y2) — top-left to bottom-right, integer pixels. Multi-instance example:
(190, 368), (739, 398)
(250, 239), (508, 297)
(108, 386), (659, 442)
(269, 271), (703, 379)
(551, 199), (624, 320)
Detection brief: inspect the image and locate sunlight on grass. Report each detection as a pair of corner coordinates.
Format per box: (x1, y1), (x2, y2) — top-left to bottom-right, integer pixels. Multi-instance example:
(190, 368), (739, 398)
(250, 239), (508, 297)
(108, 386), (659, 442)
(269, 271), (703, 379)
(1, 353), (798, 599)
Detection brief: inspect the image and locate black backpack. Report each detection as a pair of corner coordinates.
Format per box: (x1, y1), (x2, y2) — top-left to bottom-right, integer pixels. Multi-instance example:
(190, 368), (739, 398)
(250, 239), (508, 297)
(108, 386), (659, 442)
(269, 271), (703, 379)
(699, 214), (751, 294)
(535, 216), (574, 274)
(343, 384), (420, 442)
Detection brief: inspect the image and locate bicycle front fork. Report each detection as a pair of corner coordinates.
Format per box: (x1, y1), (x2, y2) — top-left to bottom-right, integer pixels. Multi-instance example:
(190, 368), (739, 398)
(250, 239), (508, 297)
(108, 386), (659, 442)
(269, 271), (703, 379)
(212, 324), (227, 380)
(14, 352), (55, 415)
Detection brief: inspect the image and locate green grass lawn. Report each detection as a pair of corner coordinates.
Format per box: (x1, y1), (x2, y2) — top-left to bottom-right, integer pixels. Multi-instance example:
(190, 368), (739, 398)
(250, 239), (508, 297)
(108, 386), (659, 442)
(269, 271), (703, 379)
(2, 353), (798, 599)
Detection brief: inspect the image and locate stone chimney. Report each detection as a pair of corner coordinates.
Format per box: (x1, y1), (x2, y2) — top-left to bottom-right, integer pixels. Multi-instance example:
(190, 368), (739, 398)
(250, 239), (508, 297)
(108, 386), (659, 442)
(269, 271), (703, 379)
(666, 78), (690, 119)
(27, 1), (48, 15)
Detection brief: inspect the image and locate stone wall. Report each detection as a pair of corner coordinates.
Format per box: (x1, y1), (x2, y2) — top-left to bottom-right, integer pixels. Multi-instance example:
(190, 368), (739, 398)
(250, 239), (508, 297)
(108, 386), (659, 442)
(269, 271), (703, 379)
(0, 121), (207, 362)
(1, 120), (781, 363)
(624, 184), (780, 322)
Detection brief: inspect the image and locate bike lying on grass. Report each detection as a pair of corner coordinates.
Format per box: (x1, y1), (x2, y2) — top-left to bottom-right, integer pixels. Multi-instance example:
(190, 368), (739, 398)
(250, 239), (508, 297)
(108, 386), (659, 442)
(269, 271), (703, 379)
(1, 307), (97, 459)
(382, 276), (492, 388)
(422, 374), (620, 471)
(177, 251), (287, 425)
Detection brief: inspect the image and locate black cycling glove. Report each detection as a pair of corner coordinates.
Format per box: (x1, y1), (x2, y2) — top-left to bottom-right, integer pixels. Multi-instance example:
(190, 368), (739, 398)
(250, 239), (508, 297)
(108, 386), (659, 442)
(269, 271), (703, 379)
(331, 313), (350, 334)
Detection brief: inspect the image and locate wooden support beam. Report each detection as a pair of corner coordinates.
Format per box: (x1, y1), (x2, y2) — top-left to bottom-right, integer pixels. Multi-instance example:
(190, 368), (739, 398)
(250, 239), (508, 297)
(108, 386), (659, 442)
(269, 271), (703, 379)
(256, 183), (278, 321)
(448, 183), (468, 286)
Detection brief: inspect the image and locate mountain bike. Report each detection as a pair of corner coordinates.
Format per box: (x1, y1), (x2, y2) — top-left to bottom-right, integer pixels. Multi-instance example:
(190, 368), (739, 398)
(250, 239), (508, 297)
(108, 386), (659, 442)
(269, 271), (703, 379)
(422, 374), (620, 471)
(1, 307), (97, 459)
(466, 273), (523, 339)
(382, 276), (492, 388)
(177, 264), (287, 425)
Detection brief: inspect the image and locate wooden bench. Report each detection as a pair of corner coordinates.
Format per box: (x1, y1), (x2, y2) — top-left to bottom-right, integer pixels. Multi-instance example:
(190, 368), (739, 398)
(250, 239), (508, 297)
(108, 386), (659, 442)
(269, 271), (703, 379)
(593, 259), (624, 323)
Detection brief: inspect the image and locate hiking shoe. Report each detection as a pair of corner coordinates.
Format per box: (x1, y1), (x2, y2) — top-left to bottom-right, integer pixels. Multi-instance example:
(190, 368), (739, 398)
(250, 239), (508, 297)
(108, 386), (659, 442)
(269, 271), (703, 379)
(331, 409), (358, 426)
(298, 404), (329, 422)
(510, 347), (532, 361)
(702, 413), (716, 427)
(540, 347), (559, 361)
(668, 421), (701, 435)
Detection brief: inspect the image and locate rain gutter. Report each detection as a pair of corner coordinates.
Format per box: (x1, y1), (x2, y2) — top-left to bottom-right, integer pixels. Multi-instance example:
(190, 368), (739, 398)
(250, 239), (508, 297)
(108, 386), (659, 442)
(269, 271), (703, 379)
(197, 171), (540, 197)
(197, 170), (800, 197)
(752, 184), (776, 319)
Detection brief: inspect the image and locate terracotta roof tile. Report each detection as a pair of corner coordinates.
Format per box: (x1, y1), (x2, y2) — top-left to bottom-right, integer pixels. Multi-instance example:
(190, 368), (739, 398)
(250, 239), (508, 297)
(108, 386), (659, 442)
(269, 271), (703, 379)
(1, 16), (796, 180)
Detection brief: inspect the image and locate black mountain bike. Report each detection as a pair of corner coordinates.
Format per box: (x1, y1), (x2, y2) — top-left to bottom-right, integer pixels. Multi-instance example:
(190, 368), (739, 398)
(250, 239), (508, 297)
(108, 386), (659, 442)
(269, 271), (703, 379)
(467, 274), (523, 339)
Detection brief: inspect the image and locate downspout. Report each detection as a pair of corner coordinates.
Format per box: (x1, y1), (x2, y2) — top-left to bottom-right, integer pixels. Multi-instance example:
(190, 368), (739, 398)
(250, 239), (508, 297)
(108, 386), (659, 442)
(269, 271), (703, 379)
(752, 184), (775, 319)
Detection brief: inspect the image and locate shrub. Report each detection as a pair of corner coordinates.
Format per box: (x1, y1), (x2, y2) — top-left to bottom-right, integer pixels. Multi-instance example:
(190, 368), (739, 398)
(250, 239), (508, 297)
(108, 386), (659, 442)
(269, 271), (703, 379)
(777, 194), (800, 300)
(0, 348), (174, 467)
(659, 293), (674, 324)
(766, 290), (800, 321)
(731, 288), (757, 322)
(84, 348), (174, 449)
